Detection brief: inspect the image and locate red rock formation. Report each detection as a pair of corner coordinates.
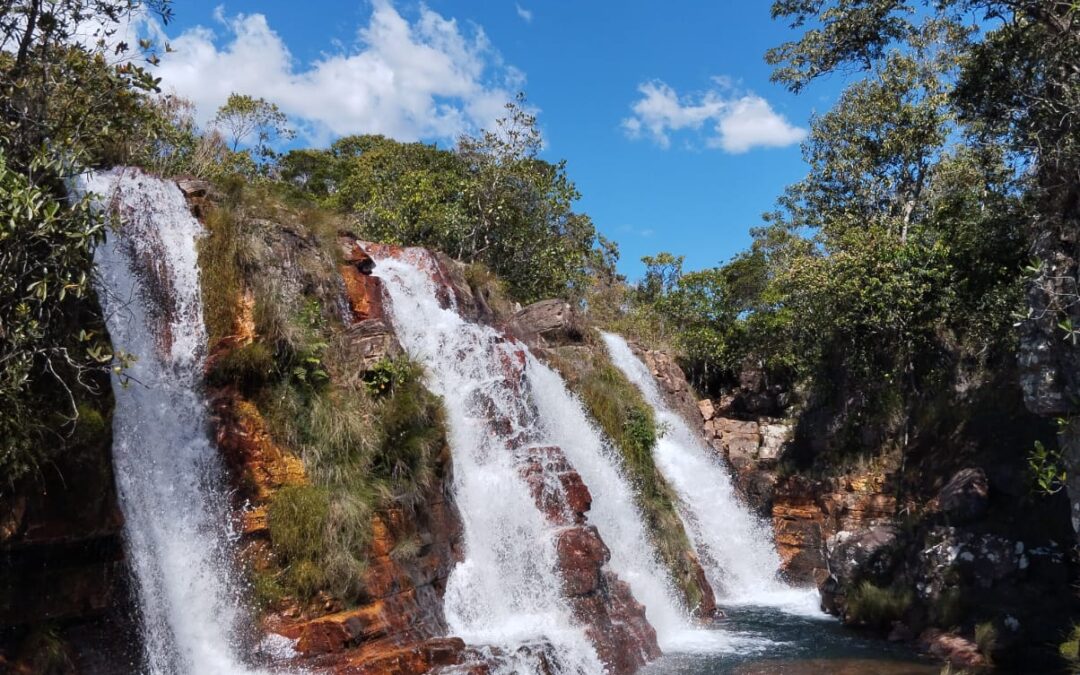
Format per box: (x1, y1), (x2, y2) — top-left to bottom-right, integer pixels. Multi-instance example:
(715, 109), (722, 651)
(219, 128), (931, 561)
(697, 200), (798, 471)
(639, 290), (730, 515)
(518, 445), (662, 673)
(204, 239), (468, 675)
(338, 237), (385, 323)
(770, 473), (899, 584)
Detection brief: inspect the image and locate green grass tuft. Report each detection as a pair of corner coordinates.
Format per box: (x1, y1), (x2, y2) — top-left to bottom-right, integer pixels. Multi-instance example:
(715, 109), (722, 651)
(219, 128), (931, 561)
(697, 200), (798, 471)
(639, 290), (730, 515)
(1059, 624), (1080, 668)
(845, 581), (912, 627)
(262, 358), (445, 602)
(206, 342), (275, 392)
(974, 621), (997, 664)
(197, 205), (250, 345)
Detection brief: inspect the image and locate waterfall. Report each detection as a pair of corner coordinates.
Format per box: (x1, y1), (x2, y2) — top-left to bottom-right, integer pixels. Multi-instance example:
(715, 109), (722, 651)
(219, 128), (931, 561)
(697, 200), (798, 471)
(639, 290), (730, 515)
(373, 253), (604, 674)
(375, 250), (773, 668)
(601, 333), (819, 613)
(82, 169), (269, 674)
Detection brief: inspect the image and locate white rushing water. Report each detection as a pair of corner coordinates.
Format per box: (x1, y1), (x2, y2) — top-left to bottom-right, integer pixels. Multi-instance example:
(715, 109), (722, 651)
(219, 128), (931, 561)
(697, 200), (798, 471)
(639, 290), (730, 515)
(375, 250), (775, 666)
(374, 251), (604, 674)
(601, 333), (821, 615)
(82, 169), (269, 674)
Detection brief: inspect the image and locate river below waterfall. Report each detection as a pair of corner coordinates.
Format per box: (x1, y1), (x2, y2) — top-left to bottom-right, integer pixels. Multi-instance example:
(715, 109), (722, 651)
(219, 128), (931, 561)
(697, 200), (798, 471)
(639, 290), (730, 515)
(644, 605), (937, 674)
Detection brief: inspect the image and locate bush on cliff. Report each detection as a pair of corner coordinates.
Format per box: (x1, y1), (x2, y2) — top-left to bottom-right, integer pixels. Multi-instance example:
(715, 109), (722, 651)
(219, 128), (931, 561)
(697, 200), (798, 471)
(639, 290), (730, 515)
(264, 364), (446, 602)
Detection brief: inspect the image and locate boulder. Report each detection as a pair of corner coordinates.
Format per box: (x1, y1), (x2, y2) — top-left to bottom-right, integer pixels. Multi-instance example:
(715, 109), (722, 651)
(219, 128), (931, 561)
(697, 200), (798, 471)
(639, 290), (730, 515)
(936, 468), (989, 524)
(713, 418), (761, 464)
(516, 444), (661, 673)
(826, 525), (901, 588)
(758, 423), (791, 462)
(510, 299), (579, 346)
(637, 347), (701, 425)
(556, 526), (609, 596)
(520, 446), (592, 525)
(698, 399), (715, 422)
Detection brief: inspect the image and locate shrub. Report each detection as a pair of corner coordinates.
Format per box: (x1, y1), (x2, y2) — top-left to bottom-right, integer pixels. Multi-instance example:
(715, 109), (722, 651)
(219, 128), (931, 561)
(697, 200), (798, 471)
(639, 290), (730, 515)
(845, 581), (913, 628)
(362, 357), (413, 398)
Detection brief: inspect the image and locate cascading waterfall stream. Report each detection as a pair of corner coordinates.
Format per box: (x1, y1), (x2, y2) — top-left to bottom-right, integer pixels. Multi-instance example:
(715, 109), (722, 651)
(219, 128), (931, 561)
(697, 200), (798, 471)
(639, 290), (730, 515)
(374, 252), (604, 674)
(81, 168), (274, 674)
(375, 250), (773, 666)
(527, 357), (770, 652)
(601, 332), (820, 615)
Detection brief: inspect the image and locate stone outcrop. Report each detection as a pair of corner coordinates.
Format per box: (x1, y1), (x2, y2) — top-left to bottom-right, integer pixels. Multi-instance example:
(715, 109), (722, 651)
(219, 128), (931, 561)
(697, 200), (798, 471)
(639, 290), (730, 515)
(1016, 203), (1080, 546)
(518, 445), (661, 674)
(699, 400), (795, 518)
(771, 473), (898, 585)
(934, 468), (989, 524)
(510, 299), (580, 348)
(337, 236), (402, 373)
(629, 346), (701, 427)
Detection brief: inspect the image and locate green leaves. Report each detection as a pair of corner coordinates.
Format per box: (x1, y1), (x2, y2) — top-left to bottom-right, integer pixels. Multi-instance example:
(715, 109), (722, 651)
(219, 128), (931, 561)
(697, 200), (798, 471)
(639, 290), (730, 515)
(0, 148), (110, 483)
(1028, 439), (1067, 496)
(280, 96), (613, 305)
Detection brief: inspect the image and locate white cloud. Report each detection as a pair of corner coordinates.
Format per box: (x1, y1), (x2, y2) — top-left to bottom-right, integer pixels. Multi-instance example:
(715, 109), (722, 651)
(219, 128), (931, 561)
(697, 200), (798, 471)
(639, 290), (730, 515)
(622, 78), (806, 153)
(515, 4), (533, 22)
(150, 0), (521, 143)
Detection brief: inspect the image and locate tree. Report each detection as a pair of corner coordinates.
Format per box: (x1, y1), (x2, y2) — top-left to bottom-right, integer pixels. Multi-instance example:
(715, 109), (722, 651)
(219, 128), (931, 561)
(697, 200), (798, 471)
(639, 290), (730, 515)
(766, 0), (1080, 415)
(212, 93), (295, 160)
(280, 95), (615, 304)
(456, 94), (602, 301)
(0, 0), (172, 169)
(0, 0), (171, 487)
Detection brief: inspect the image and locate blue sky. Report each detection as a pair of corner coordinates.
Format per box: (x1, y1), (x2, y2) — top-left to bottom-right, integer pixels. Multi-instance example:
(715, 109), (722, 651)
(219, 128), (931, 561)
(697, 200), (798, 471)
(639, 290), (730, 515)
(154, 1), (850, 279)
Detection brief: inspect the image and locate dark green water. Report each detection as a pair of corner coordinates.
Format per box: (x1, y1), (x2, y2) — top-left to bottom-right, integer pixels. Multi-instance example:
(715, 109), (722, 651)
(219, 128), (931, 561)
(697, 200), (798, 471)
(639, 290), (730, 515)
(643, 605), (938, 675)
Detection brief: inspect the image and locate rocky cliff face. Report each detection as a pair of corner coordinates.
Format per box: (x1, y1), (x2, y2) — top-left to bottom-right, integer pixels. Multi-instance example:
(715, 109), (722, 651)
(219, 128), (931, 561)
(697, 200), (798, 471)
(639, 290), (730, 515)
(0, 341), (135, 672)
(203, 217), (667, 673)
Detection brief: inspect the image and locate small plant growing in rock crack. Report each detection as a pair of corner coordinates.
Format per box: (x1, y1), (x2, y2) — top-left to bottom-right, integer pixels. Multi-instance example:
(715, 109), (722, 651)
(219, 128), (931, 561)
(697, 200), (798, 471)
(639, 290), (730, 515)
(289, 299), (329, 388)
